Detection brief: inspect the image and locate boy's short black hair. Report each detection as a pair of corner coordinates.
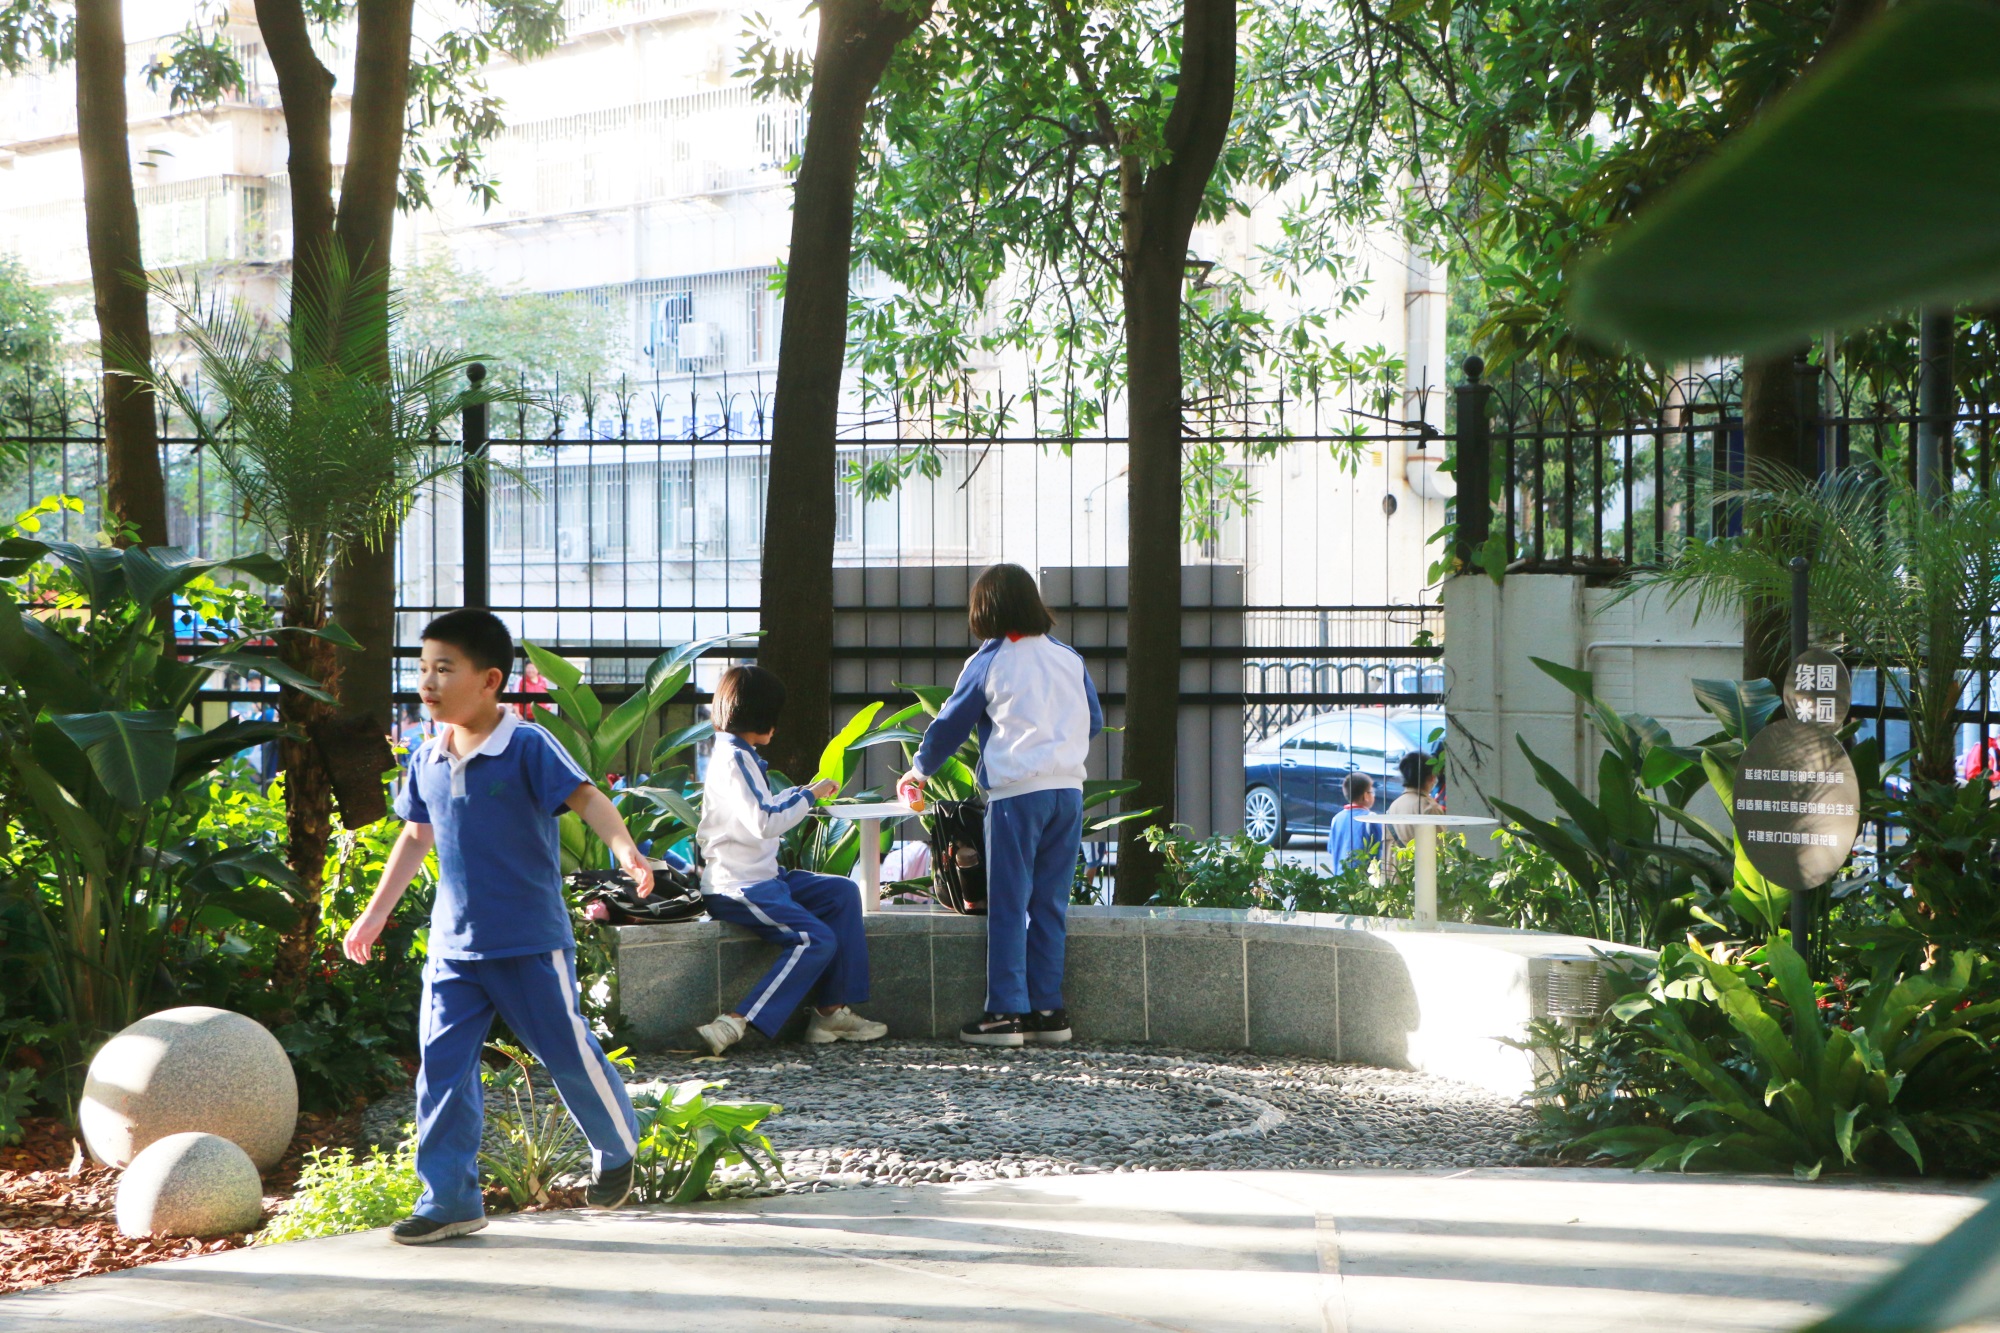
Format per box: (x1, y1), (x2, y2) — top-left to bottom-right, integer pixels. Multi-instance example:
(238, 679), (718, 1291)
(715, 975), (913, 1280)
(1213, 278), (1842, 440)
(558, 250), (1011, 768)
(422, 609), (514, 687)
(714, 665), (785, 735)
(1398, 750), (1433, 789)
(1344, 770), (1374, 804)
(968, 562), (1056, 640)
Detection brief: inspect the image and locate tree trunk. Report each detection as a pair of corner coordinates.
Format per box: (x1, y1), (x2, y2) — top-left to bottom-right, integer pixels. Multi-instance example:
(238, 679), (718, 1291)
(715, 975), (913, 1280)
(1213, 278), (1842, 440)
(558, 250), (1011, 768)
(1739, 348), (1812, 686)
(272, 583), (338, 1001)
(252, 0), (336, 323)
(74, 0), (166, 548)
(328, 0), (417, 742)
(1111, 0), (1236, 904)
(757, 0), (933, 781)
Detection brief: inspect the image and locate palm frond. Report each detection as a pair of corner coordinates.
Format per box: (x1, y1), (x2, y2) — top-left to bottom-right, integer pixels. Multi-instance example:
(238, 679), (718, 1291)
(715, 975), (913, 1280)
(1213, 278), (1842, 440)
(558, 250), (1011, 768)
(121, 252), (530, 588)
(1630, 455), (2000, 781)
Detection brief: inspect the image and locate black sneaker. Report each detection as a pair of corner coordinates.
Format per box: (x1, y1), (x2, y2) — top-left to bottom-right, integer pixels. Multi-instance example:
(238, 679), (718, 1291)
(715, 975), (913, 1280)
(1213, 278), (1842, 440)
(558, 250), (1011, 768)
(390, 1215), (487, 1245)
(587, 1159), (635, 1209)
(959, 1013), (1025, 1047)
(1024, 1008), (1072, 1045)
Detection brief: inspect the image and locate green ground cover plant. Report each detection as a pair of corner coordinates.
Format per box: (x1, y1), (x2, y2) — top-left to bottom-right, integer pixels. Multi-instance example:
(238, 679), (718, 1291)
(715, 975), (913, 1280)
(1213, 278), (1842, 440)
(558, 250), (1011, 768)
(258, 1141), (423, 1244)
(629, 1079), (783, 1203)
(1527, 938), (2000, 1178)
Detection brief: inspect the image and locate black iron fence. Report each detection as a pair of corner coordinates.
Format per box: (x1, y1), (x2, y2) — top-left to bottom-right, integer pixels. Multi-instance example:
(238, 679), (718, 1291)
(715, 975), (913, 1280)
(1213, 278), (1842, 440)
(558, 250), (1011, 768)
(17, 356), (2000, 820)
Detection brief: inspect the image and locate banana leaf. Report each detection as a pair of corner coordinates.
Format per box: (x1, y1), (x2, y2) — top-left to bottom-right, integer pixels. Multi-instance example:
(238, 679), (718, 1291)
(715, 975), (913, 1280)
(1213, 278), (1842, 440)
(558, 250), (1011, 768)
(1571, 0), (2000, 357)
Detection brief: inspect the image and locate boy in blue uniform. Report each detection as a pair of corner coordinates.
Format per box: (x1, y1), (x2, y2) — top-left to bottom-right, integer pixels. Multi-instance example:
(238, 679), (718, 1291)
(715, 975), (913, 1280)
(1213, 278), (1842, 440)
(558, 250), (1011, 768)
(1325, 771), (1381, 871)
(344, 610), (651, 1244)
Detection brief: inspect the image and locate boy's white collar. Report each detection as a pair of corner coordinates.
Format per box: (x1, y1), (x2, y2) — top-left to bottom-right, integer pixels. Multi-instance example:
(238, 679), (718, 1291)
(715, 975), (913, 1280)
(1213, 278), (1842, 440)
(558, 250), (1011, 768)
(432, 707), (519, 764)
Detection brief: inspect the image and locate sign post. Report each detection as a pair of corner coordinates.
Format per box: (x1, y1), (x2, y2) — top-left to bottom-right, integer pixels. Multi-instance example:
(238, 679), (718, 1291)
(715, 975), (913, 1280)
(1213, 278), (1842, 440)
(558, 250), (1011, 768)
(1738, 612), (1859, 958)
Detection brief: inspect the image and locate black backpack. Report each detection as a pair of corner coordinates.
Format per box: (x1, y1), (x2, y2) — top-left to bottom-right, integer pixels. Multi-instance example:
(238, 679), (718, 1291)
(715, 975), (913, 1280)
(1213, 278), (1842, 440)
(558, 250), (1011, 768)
(926, 799), (988, 915)
(571, 860), (706, 926)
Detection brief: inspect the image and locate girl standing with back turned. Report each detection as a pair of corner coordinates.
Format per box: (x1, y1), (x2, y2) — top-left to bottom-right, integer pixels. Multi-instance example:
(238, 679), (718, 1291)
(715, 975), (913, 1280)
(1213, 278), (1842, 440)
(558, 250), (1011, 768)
(900, 564), (1103, 1046)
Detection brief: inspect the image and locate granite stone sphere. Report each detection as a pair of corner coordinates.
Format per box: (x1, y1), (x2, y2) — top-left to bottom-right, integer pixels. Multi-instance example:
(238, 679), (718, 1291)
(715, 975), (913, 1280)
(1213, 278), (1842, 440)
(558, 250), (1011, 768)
(115, 1132), (265, 1238)
(81, 1006), (297, 1170)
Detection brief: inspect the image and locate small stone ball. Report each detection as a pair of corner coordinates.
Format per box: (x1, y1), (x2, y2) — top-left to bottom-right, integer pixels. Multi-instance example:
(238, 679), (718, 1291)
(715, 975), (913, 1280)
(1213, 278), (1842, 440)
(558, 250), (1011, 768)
(115, 1132), (265, 1238)
(81, 1006), (297, 1169)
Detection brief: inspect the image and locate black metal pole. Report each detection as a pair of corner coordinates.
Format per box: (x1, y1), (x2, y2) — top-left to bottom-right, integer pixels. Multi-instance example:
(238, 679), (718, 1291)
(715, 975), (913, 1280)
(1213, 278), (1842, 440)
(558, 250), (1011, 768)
(462, 363), (490, 611)
(1453, 356), (1493, 572)
(1789, 555), (1810, 953)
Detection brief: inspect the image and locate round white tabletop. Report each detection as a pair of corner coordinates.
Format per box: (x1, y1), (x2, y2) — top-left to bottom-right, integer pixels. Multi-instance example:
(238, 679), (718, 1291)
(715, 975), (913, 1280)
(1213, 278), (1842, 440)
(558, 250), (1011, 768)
(814, 803), (922, 910)
(1353, 812), (1498, 827)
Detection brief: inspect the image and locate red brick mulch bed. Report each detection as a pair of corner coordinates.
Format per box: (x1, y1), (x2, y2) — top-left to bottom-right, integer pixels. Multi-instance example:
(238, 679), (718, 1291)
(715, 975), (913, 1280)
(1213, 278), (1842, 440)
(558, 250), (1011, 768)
(0, 1110), (364, 1296)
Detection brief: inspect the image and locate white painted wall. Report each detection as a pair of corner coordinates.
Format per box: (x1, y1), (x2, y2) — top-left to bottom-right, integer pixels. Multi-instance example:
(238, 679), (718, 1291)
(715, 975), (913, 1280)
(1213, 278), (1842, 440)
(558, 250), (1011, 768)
(1442, 572), (1743, 843)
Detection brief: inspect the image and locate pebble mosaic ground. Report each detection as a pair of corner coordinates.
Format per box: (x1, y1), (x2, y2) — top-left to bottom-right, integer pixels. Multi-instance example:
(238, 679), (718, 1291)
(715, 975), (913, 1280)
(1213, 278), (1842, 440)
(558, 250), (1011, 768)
(361, 1040), (1540, 1190)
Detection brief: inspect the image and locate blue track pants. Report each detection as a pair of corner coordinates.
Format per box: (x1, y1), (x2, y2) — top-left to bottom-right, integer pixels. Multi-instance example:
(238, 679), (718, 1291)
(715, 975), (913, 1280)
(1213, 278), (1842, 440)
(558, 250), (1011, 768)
(414, 948), (639, 1224)
(702, 869), (871, 1036)
(984, 788), (1083, 1014)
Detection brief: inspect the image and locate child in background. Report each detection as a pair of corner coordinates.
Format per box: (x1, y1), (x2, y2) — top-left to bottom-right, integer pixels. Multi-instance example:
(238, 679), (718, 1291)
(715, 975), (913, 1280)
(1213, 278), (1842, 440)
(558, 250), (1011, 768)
(1326, 771), (1381, 871)
(1385, 750), (1443, 851)
(692, 665), (889, 1056)
(899, 563), (1103, 1047)
(343, 610), (649, 1244)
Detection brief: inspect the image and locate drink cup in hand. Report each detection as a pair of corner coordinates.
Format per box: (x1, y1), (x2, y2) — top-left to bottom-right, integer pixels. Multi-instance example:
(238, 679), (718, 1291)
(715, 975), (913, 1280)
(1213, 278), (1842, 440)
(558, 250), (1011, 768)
(898, 774), (927, 812)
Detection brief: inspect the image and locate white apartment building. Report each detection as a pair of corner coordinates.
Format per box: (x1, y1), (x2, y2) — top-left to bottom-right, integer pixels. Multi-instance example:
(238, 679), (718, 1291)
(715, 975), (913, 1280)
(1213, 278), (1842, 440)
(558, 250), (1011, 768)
(0, 0), (1451, 660)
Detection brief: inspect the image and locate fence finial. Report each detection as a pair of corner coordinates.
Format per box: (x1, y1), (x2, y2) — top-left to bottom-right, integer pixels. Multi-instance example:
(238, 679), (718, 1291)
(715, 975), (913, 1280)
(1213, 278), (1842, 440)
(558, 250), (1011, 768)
(467, 362), (487, 386)
(1462, 355), (1485, 384)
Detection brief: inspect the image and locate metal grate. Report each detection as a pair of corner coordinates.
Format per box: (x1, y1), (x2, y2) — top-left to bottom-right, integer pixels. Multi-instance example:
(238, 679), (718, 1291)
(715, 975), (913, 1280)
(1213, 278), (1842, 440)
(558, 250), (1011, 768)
(1543, 959), (1606, 1022)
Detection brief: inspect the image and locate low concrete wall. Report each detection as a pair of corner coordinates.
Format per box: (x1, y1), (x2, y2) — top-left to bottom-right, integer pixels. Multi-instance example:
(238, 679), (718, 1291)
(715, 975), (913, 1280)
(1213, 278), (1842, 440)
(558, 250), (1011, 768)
(616, 905), (1649, 1096)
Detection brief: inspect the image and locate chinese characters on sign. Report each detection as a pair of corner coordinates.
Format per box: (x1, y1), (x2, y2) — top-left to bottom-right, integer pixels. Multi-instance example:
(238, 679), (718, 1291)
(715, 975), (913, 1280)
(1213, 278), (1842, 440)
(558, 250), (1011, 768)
(1781, 647), (1851, 728)
(1735, 654), (1860, 892)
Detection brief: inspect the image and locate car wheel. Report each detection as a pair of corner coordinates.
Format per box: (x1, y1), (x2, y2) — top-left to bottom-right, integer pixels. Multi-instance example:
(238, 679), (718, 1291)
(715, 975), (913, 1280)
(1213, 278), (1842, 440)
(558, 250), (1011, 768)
(1244, 786), (1284, 846)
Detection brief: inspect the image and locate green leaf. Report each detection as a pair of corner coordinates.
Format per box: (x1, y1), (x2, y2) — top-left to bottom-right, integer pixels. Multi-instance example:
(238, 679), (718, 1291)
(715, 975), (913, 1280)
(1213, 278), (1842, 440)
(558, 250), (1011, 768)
(1596, 750), (1652, 843)
(815, 702), (884, 789)
(1640, 746), (1699, 789)
(7, 751), (110, 881)
(50, 710), (177, 808)
(39, 540), (127, 613)
(1572, 0), (2000, 358)
(894, 681), (956, 716)
(1515, 736), (1613, 852)
(651, 721), (714, 766)
(521, 641), (583, 691)
(1083, 777), (1141, 810)
(0, 591), (100, 712)
(533, 704), (596, 782)
(173, 718), (286, 789)
(1807, 1190), (2000, 1332)
(187, 650), (338, 703)
(1691, 678), (1782, 741)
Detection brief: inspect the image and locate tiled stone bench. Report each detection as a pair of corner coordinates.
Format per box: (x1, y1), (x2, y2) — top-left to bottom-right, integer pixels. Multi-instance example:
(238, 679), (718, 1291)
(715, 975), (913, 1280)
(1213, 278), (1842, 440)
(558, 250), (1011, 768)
(615, 905), (1649, 1095)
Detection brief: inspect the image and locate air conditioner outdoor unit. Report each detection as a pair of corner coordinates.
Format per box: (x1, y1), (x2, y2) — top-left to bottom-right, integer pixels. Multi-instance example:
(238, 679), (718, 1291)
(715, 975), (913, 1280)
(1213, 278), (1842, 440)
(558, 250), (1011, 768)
(677, 321), (722, 361)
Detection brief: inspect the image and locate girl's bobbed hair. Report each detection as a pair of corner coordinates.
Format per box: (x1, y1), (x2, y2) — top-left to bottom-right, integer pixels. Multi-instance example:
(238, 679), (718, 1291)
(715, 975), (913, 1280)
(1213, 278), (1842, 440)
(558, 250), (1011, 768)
(968, 563), (1055, 640)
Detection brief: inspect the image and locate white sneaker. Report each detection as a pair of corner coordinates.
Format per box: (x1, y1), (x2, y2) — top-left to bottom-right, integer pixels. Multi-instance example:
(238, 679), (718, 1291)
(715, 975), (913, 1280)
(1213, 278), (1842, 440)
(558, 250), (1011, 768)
(697, 1012), (747, 1055)
(806, 1006), (889, 1044)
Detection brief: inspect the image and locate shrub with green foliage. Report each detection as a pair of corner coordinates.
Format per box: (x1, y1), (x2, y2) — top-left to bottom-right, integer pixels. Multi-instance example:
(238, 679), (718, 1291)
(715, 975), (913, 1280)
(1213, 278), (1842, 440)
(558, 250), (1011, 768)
(258, 1141), (422, 1243)
(1138, 823), (1577, 927)
(1528, 938), (2000, 1178)
(630, 1080), (783, 1203)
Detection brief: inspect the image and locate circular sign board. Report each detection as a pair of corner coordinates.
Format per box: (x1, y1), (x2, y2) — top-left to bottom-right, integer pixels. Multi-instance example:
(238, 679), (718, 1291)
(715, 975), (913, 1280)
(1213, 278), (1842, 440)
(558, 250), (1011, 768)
(1735, 720), (1861, 892)
(1782, 647), (1851, 728)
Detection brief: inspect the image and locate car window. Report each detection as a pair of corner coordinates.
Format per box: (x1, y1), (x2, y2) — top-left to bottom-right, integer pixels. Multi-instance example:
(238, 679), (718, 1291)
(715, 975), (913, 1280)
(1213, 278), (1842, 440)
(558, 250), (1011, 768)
(1348, 715), (1393, 762)
(1391, 715), (1445, 753)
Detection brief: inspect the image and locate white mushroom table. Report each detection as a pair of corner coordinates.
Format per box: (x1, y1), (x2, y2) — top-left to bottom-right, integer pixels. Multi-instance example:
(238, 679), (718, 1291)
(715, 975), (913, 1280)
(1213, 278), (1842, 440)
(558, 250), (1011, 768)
(1354, 812), (1499, 929)
(817, 801), (921, 911)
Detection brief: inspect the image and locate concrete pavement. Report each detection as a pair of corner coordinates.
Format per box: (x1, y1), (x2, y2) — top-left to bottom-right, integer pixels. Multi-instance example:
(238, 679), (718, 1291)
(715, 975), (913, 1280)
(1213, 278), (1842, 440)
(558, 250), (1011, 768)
(3, 1168), (1994, 1333)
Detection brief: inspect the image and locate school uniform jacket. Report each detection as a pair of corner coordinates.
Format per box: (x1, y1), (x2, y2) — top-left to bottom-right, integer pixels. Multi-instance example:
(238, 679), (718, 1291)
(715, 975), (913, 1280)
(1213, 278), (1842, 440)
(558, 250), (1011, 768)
(911, 634), (1103, 801)
(697, 733), (815, 893)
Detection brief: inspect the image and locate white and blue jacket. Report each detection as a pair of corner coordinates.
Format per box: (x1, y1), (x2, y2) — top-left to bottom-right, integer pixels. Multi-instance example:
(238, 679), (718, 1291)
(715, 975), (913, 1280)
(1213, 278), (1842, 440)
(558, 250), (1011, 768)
(912, 634), (1104, 801)
(697, 733), (815, 893)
